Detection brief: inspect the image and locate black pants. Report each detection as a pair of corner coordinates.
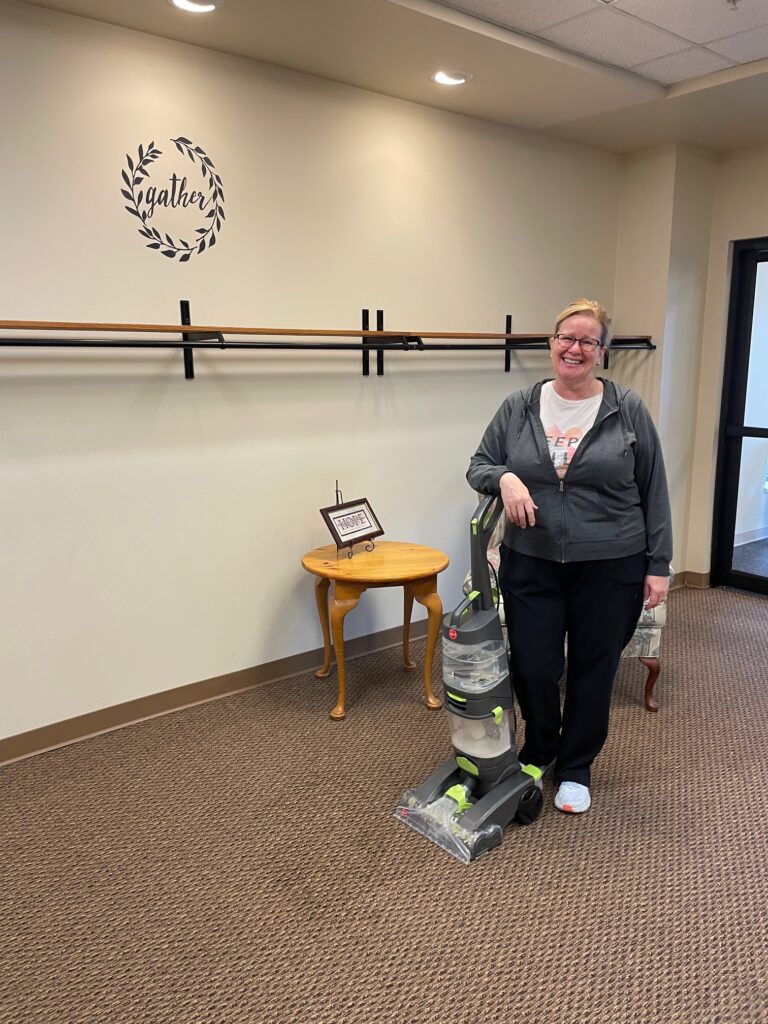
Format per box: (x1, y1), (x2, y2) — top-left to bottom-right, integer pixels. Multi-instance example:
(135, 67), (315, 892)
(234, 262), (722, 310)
(498, 546), (646, 787)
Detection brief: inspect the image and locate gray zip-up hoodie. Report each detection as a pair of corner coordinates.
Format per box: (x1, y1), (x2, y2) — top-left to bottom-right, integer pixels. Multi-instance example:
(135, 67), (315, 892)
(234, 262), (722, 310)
(467, 379), (672, 575)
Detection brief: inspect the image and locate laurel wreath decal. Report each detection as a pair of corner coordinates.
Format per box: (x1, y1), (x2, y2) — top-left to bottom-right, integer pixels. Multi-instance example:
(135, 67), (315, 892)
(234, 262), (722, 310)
(120, 137), (225, 261)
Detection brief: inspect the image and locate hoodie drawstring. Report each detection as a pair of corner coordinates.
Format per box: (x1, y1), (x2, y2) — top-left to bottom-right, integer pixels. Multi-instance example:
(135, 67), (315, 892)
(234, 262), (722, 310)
(615, 383), (633, 456)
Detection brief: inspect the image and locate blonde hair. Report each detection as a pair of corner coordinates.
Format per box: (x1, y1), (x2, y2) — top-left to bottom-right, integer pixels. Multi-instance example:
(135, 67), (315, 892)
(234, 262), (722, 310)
(554, 298), (612, 347)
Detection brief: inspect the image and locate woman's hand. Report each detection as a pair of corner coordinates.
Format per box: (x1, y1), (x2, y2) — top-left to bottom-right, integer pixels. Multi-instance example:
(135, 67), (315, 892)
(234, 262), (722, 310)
(500, 472), (538, 529)
(643, 575), (669, 610)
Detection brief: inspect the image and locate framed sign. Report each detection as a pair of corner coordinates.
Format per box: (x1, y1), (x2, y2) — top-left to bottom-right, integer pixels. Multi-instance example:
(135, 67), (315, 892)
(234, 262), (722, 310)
(320, 498), (384, 550)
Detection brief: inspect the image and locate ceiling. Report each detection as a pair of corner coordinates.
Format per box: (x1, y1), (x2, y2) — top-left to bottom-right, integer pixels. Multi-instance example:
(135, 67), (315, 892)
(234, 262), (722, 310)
(14, 0), (768, 154)
(432, 0), (768, 86)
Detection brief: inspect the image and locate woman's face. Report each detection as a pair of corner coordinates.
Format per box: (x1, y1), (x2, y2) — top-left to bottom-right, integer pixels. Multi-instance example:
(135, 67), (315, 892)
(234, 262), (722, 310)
(549, 313), (604, 389)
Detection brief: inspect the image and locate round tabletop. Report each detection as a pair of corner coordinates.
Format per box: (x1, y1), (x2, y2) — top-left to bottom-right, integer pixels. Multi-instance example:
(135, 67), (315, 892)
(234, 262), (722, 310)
(302, 541), (449, 584)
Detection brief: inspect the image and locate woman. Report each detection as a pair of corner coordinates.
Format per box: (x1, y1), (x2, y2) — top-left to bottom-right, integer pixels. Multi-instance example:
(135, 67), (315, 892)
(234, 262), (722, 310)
(467, 299), (672, 814)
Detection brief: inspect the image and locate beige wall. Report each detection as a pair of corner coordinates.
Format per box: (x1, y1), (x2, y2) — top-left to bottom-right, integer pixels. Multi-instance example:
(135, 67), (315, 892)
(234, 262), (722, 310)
(0, 0), (623, 739)
(613, 146), (721, 577)
(612, 146), (677, 422)
(660, 147), (717, 573)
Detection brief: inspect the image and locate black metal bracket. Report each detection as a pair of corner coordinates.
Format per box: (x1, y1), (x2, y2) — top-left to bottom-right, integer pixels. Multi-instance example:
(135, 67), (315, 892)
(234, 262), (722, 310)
(361, 308), (370, 376)
(362, 309), (408, 375)
(403, 335), (424, 349)
(376, 309), (384, 376)
(179, 299), (226, 379)
(505, 314), (513, 372)
(603, 337), (657, 370)
(180, 299), (193, 379)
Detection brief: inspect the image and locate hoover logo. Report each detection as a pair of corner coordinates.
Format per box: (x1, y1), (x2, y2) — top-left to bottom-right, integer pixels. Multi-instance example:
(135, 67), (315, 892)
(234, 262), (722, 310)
(120, 137), (225, 262)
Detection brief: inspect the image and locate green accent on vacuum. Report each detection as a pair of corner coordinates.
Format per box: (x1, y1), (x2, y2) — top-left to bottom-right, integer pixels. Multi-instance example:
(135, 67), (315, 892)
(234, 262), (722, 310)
(521, 764), (543, 781)
(446, 691), (467, 703)
(492, 706), (503, 725)
(456, 755), (479, 776)
(468, 590), (480, 601)
(445, 785), (473, 812)
(471, 517), (478, 535)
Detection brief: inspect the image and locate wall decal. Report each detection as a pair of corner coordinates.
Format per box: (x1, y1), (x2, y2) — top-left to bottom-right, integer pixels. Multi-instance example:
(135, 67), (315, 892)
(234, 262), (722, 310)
(120, 137), (225, 262)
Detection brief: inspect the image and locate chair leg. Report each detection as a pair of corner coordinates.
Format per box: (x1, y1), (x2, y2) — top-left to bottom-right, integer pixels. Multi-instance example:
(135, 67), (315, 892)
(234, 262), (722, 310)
(639, 656), (660, 712)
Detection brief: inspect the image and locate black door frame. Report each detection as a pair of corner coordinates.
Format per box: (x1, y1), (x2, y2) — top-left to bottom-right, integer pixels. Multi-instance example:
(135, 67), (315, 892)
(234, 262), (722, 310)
(711, 237), (768, 595)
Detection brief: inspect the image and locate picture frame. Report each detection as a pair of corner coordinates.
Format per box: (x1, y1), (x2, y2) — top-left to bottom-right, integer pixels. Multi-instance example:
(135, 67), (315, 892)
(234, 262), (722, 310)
(319, 497), (384, 550)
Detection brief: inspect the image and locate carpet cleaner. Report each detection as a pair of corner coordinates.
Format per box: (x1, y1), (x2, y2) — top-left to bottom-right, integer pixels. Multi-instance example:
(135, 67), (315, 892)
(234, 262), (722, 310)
(395, 494), (543, 862)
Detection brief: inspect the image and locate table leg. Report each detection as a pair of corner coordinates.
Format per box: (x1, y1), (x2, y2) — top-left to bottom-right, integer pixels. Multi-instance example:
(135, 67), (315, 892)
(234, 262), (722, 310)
(402, 585), (416, 670)
(313, 577), (333, 679)
(409, 576), (443, 711)
(330, 581), (364, 720)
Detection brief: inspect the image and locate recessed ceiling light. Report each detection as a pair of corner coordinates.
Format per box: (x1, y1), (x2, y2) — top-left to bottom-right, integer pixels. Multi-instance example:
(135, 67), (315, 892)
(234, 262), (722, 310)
(167, 0), (223, 13)
(431, 70), (473, 86)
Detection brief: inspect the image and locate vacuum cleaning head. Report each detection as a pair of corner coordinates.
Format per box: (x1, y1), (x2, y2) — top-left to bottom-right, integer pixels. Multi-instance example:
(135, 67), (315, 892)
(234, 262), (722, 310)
(395, 763), (542, 863)
(396, 788), (502, 864)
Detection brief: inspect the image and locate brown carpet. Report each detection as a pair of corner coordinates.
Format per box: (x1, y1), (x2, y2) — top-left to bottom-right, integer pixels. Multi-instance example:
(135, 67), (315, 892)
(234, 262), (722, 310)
(2, 587), (768, 1024)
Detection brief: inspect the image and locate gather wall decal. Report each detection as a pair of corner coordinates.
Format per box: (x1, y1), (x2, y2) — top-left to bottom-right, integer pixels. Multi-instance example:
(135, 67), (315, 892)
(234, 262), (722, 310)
(120, 137), (225, 262)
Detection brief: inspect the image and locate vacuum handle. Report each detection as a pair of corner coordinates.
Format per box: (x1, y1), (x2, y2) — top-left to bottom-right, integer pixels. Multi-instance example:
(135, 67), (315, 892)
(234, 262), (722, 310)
(469, 494), (504, 612)
(449, 593), (476, 629)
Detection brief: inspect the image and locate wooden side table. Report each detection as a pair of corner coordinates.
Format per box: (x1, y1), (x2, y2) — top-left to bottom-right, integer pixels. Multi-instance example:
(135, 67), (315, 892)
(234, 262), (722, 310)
(301, 541), (449, 719)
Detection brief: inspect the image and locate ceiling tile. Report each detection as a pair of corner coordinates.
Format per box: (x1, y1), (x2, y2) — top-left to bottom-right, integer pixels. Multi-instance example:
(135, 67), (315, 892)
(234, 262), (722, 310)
(430, 0), (601, 34)
(538, 7), (686, 67)
(707, 23), (768, 62)
(631, 46), (735, 84)
(614, 0), (768, 45)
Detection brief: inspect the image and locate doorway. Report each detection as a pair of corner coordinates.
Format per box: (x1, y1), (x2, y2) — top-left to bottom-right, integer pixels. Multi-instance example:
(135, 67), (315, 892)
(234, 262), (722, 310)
(712, 238), (768, 595)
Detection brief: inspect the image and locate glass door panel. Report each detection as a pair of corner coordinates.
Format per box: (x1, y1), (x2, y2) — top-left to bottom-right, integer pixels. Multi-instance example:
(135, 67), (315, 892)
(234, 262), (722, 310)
(745, 262), (768, 429)
(730, 437), (768, 577)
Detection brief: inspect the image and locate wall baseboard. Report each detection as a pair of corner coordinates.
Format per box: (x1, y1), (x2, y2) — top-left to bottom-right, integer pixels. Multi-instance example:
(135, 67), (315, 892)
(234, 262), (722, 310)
(0, 567), (714, 768)
(0, 619), (428, 767)
(684, 570), (710, 588)
(674, 570), (710, 589)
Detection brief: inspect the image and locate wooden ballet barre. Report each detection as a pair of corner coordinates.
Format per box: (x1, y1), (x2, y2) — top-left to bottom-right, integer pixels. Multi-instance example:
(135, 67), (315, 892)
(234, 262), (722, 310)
(0, 307), (654, 379)
(0, 318), (545, 339)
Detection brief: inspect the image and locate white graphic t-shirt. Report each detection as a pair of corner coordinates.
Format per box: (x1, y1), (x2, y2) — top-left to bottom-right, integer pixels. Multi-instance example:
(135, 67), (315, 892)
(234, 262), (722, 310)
(539, 381), (602, 479)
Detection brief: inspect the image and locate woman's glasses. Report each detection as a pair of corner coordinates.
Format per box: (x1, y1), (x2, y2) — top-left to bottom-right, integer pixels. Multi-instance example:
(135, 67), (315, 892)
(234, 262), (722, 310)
(553, 333), (602, 353)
